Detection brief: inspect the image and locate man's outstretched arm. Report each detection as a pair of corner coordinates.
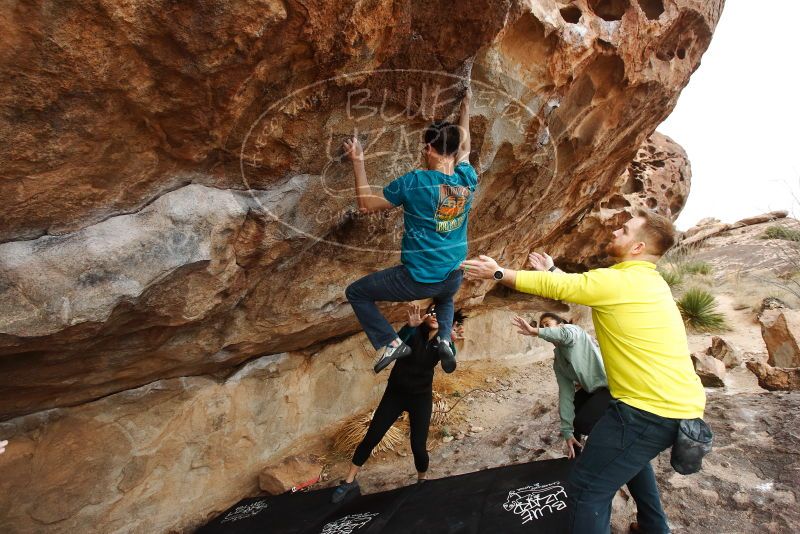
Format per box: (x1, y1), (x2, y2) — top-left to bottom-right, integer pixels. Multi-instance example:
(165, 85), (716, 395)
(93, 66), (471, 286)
(461, 253), (618, 307)
(455, 87), (471, 164)
(343, 136), (396, 212)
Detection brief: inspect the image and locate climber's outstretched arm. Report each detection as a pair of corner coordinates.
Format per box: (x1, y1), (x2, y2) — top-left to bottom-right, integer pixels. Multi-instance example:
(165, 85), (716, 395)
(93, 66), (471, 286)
(343, 136), (396, 213)
(455, 86), (471, 164)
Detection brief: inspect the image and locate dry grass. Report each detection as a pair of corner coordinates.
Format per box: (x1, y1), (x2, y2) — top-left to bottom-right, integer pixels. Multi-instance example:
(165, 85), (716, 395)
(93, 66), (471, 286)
(330, 362), (513, 461)
(431, 391), (453, 427)
(332, 410), (408, 458)
(729, 274), (800, 312)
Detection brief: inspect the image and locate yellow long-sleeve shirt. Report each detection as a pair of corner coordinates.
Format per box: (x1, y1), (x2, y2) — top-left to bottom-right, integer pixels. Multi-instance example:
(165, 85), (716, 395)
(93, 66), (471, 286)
(516, 260), (705, 419)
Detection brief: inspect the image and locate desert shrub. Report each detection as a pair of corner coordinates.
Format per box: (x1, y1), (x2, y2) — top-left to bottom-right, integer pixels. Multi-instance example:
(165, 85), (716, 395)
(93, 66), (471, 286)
(658, 267), (683, 287)
(681, 260), (713, 276)
(677, 288), (728, 332)
(762, 225), (800, 242)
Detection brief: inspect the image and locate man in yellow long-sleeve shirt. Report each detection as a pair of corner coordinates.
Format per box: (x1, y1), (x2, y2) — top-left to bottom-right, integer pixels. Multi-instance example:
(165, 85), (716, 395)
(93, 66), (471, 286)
(462, 209), (705, 534)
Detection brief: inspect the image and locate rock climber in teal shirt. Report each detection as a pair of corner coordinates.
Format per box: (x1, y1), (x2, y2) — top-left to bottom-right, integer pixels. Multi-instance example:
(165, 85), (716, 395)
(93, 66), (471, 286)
(343, 87), (477, 375)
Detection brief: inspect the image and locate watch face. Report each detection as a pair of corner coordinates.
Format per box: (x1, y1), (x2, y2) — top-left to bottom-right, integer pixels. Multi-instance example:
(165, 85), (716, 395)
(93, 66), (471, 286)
(493, 270), (503, 280)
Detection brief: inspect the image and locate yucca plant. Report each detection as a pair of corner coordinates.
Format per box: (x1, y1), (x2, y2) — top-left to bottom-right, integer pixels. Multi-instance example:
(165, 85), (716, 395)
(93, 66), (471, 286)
(677, 288), (728, 332)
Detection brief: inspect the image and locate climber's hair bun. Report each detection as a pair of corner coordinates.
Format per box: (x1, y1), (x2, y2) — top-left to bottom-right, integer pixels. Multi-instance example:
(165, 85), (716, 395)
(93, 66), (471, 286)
(424, 121), (461, 156)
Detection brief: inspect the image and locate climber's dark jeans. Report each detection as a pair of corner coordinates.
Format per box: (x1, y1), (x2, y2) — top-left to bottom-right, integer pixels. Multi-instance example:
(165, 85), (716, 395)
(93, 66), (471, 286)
(345, 265), (462, 349)
(567, 400), (679, 534)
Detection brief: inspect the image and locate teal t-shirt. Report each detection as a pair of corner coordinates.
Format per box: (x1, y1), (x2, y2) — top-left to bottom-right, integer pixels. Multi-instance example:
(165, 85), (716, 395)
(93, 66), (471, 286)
(383, 162), (478, 283)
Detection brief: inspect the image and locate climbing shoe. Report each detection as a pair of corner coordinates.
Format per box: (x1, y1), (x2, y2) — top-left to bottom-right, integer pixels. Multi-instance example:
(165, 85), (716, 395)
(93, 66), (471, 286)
(438, 337), (456, 374)
(373, 341), (411, 373)
(331, 480), (360, 504)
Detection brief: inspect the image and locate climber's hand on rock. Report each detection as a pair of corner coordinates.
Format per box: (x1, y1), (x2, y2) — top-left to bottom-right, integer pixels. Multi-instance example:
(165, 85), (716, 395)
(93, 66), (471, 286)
(342, 136), (364, 162)
(461, 86), (472, 106)
(0, 439), (7, 455)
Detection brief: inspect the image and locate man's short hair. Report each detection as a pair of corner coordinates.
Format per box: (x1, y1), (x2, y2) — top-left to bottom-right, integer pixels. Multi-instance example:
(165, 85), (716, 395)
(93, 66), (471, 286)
(424, 121), (461, 156)
(635, 208), (676, 256)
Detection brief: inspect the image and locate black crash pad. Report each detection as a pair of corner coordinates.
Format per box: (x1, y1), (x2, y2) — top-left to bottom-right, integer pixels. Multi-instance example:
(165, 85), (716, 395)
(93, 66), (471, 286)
(198, 458), (573, 534)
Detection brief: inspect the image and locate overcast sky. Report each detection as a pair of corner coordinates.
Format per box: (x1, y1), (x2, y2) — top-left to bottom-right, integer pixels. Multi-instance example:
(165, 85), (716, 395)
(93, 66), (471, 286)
(659, 1), (800, 230)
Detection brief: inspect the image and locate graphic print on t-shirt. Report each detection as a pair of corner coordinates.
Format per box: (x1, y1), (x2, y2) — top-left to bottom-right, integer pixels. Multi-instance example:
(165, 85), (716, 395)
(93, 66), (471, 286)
(435, 184), (471, 233)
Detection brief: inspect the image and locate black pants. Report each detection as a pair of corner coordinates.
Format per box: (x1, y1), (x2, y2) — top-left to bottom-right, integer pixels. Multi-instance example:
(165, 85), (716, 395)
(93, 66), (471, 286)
(352, 387), (432, 473)
(573, 387), (612, 440)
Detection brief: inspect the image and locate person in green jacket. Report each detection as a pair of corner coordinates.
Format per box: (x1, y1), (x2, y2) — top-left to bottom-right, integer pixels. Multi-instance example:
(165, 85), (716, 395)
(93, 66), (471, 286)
(512, 312), (610, 459)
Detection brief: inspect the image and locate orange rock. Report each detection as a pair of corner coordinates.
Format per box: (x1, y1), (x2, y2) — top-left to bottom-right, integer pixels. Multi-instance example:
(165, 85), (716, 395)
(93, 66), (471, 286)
(691, 352), (726, 387)
(259, 455), (322, 495)
(0, 1), (724, 423)
(759, 309), (800, 368)
(708, 336), (743, 369)
(746, 361), (800, 391)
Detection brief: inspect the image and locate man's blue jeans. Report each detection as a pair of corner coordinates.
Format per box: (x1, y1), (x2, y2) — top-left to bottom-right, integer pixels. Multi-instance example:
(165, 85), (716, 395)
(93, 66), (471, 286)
(567, 400), (679, 534)
(345, 265), (463, 349)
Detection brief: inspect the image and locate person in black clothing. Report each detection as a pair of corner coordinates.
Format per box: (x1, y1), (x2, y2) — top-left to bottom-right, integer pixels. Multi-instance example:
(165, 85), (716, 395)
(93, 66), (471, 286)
(332, 303), (462, 503)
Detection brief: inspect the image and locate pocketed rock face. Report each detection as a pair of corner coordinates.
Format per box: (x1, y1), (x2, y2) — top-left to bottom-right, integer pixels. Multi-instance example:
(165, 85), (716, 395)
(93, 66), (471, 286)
(0, 1), (723, 420)
(550, 131), (691, 270)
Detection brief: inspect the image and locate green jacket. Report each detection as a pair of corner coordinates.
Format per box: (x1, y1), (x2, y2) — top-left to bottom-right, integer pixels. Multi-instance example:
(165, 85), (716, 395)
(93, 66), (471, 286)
(539, 324), (608, 440)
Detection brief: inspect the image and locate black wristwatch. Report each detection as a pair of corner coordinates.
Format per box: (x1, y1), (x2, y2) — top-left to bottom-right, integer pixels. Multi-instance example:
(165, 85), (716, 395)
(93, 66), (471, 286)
(493, 267), (505, 280)
(548, 265), (557, 272)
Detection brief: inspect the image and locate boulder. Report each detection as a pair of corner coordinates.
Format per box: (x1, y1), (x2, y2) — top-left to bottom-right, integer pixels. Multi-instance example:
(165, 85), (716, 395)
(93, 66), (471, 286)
(691, 352), (726, 387)
(696, 217), (722, 227)
(553, 132), (691, 271)
(746, 362), (800, 391)
(735, 211), (788, 227)
(759, 309), (800, 367)
(0, 0), (725, 420)
(759, 297), (788, 313)
(680, 223), (731, 247)
(259, 455), (323, 495)
(0, 1), (727, 532)
(708, 336), (743, 369)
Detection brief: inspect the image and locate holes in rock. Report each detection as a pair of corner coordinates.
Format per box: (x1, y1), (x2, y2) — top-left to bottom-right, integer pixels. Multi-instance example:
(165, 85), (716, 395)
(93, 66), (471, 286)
(588, 0), (629, 22)
(602, 194), (631, 210)
(586, 54), (626, 100)
(560, 6), (583, 24)
(637, 0), (664, 20)
(498, 12), (558, 91)
(656, 49), (675, 61)
(670, 195), (685, 214)
(645, 197), (658, 209)
(651, 160), (665, 168)
(676, 47), (686, 59)
(622, 175), (644, 194)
